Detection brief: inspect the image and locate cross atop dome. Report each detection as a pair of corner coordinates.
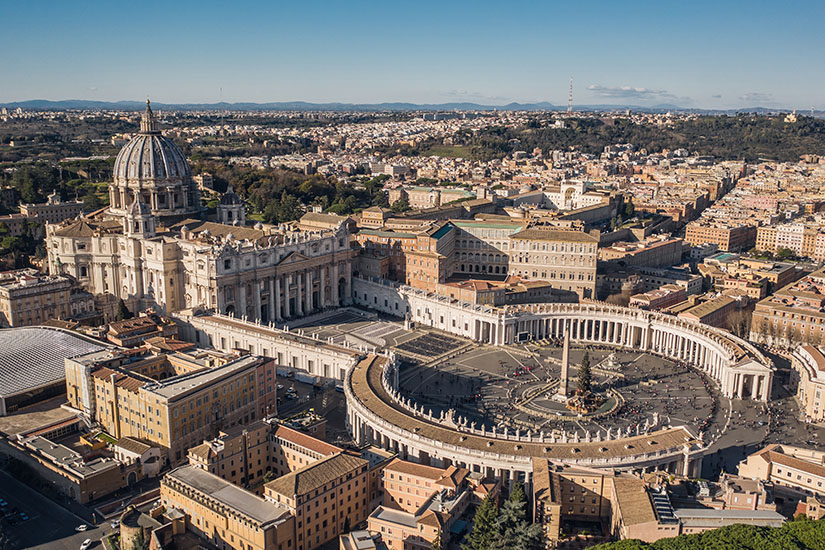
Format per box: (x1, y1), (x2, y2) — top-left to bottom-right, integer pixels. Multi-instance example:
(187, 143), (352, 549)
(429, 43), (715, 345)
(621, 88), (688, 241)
(140, 99), (160, 134)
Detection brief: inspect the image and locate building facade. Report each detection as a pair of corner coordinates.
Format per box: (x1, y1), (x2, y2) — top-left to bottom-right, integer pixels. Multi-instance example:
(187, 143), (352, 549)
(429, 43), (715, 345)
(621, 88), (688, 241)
(46, 102), (355, 319)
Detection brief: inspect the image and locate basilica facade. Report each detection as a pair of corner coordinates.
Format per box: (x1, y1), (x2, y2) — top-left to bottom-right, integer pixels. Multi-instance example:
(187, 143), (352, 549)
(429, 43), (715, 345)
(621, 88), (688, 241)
(46, 102), (353, 320)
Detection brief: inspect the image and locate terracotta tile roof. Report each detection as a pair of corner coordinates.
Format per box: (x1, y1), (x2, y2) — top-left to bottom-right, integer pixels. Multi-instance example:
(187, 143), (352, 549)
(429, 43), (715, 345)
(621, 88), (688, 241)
(273, 424), (342, 457)
(765, 450), (825, 479)
(417, 510), (447, 528)
(265, 452), (367, 497)
(383, 458), (468, 490)
(91, 367), (144, 392)
(53, 219), (95, 238)
(108, 317), (158, 335)
(187, 442), (216, 461)
(115, 436), (152, 455)
(612, 477), (656, 526)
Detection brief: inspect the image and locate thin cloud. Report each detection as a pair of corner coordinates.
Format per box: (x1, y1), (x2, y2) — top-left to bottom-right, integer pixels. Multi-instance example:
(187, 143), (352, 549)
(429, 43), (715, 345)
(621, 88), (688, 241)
(738, 92), (774, 104)
(442, 89), (509, 103)
(711, 94), (722, 99)
(587, 84), (674, 100)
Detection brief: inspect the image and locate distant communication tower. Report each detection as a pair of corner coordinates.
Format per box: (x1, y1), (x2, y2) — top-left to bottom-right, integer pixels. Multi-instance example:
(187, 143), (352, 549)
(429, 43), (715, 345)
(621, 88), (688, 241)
(567, 77), (573, 114)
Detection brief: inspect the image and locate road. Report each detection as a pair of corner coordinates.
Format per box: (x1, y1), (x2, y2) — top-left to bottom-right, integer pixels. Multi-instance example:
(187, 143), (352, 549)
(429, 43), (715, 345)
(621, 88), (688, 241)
(0, 469), (112, 550)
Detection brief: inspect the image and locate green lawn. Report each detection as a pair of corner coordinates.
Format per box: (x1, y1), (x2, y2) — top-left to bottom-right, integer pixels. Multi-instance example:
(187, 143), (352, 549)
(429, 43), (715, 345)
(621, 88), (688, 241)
(422, 145), (472, 159)
(96, 432), (117, 445)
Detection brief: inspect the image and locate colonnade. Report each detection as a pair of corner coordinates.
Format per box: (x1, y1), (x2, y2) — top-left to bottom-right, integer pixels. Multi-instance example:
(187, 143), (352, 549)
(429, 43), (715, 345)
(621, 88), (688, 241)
(221, 262), (351, 323)
(504, 311), (772, 401)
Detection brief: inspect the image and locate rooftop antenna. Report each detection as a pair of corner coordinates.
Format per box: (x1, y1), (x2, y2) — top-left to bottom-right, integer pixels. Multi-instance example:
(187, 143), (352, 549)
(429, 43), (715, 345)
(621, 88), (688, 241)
(567, 77), (573, 114)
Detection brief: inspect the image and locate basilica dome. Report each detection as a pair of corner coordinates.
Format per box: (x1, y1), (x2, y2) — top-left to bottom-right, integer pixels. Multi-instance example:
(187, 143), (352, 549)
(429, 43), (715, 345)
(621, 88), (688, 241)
(108, 100), (201, 223)
(112, 132), (191, 182)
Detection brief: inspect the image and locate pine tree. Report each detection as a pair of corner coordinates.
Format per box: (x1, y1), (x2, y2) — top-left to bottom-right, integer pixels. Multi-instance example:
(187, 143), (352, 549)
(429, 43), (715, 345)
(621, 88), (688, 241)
(508, 482), (527, 523)
(578, 351), (592, 394)
(116, 298), (132, 321)
(462, 494), (498, 550)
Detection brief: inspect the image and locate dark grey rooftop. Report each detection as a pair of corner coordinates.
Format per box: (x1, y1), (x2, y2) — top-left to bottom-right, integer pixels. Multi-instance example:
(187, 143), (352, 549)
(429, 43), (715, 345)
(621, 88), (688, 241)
(0, 326), (107, 398)
(165, 465), (290, 526)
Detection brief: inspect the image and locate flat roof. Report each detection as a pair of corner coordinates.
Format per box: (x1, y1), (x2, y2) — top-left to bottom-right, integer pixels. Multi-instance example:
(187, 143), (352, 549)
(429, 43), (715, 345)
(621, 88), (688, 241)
(0, 326), (107, 398)
(145, 355), (260, 400)
(165, 465), (290, 526)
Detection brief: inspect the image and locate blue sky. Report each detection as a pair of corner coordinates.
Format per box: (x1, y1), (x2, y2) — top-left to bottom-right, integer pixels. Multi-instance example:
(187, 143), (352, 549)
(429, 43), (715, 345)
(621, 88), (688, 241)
(2, 0), (824, 108)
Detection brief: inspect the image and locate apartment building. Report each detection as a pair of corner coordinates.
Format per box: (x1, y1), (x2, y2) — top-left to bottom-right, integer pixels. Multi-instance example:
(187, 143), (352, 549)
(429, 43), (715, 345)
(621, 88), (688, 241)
(756, 223), (819, 258)
(368, 459), (478, 550)
(629, 284), (687, 311)
(65, 348), (273, 464)
(750, 271), (825, 347)
(0, 269), (74, 327)
(19, 192), (84, 224)
(599, 236), (684, 268)
(739, 445), (825, 498)
(264, 453), (370, 550)
(676, 295), (738, 328)
(508, 227), (598, 299)
(685, 222), (756, 252)
(161, 465), (295, 550)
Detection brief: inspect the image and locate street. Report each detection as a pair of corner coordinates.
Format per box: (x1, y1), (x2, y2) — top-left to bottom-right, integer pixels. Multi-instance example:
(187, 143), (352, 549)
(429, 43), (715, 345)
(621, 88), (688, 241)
(0, 469), (111, 550)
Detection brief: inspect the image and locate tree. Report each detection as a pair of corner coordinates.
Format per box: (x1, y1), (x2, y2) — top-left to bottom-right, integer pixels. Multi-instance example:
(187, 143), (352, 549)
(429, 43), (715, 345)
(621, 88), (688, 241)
(493, 494), (543, 550)
(578, 351), (592, 394)
(624, 200), (635, 218)
(116, 299), (132, 321)
(727, 309), (752, 339)
(757, 318), (770, 345)
(463, 494), (498, 550)
(391, 197), (411, 214)
(430, 528), (443, 550)
(775, 247), (795, 261)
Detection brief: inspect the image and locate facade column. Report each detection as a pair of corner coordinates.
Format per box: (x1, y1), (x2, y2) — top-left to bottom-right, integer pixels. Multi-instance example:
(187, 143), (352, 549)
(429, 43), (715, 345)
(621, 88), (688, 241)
(306, 270), (313, 313)
(268, 278), (275, 322)
(296, 272), (304, 316)
(332, 263), (339, 305)
(275, 277), (282, 320)
(285, 275), (292, 318)
(320, 267), (326, 307)
(239, 283), (246, 318)
(253, 280), (262, 321)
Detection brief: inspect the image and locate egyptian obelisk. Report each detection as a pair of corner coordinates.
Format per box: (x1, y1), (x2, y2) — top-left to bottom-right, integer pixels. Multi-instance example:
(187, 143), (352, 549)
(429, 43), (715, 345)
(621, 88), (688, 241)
(554, 320), (570, 401)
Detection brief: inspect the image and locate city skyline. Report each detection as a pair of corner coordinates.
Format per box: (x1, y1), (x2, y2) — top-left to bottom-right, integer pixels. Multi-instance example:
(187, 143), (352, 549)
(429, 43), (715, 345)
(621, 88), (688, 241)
(3, 0), (824, 109)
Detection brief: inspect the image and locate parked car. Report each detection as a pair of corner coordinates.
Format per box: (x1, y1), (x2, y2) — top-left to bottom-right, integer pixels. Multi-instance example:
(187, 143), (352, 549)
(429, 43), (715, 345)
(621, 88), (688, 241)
(75, 525), (88, 532)
(80, 539), (92, 550)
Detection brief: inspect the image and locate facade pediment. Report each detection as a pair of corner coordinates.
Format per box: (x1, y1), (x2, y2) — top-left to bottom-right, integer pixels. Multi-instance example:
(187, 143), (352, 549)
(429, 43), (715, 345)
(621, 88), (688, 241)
(731, 358), (773, 374)
(277, 251), (309, 266)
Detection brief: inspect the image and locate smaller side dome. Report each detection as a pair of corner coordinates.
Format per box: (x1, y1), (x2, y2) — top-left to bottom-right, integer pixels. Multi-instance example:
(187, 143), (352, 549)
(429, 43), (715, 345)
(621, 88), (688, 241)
(220, 185), (242, 206)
